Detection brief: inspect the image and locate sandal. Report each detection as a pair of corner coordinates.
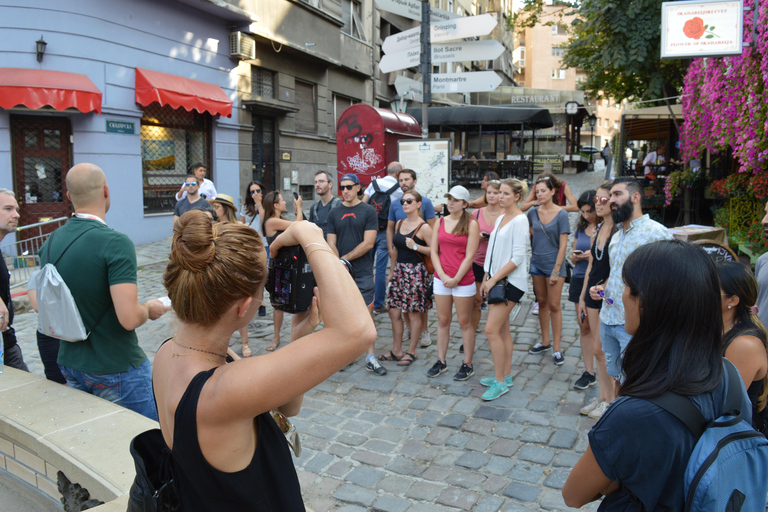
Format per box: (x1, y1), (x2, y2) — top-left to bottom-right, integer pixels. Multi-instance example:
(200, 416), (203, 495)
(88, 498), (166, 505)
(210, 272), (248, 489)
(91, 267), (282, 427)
(267, 339), (280, 352)
(378, 351), (403, 362)
(242, 345), (252, 358)
(397, 352), (418, 366)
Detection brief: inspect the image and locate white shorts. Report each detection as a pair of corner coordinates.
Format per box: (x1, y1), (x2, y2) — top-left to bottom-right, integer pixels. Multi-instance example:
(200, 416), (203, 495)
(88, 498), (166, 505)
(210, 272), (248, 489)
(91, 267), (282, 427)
(433, 277), (476, 297)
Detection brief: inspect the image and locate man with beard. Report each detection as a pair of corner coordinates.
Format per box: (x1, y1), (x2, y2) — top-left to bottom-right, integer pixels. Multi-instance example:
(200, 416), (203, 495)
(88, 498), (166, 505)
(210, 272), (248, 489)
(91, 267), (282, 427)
(589, 178), (671, 412)
(308, 170), (342, 239)
(0, 189), (28, 372)
(755, 201), (768, 328)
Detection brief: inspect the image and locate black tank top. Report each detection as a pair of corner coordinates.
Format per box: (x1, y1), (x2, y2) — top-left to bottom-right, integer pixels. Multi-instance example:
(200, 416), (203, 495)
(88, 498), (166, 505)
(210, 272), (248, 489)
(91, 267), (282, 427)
(587, 223), (612, 288)
(394, 222), (427, 264)
(724, 324), (768, 435)
(171, 368), (306, 511)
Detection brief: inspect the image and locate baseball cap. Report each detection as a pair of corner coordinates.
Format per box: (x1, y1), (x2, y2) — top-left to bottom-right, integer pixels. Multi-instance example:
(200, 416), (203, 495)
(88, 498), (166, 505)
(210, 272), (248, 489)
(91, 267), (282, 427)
(444, 185), (470, 202)
(339, 173), (360, 185)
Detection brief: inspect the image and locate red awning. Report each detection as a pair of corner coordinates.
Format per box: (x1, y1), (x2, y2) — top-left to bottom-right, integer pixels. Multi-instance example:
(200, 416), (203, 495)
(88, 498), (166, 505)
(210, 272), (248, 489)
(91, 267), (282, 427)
(135, 68), (232, 118)
(0, 68), (102, 114)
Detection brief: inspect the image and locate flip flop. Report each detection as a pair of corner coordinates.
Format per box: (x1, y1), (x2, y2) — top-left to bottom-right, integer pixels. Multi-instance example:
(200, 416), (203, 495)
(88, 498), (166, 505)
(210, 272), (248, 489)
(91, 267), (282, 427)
(267, 339), (280, 352)
(397, 352), (418, 367)
(242, 345), (252, 358)
(378, 351), (403, 362)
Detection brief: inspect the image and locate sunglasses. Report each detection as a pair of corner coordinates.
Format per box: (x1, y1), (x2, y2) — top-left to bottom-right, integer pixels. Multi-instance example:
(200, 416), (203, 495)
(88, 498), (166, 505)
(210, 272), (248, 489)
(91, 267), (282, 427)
(536, 177), (551, 183)
(400, 198), (416, 205)
(593, 196), (610, 205)
(270, 411), (301, 457)
(184, 182), (198, 187)
(250, 189), (262, 195)
(488, 180), (502, 185)
(340, 184), (357, 191)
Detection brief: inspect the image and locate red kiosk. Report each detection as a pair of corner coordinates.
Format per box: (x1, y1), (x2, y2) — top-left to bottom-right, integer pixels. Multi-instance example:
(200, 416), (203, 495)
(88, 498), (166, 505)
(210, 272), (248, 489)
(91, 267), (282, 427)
(336, 104), (420, 187)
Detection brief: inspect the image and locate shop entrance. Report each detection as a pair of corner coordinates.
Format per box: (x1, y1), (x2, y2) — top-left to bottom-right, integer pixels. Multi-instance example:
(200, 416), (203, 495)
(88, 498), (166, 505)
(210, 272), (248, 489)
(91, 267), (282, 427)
(252, 115), (275, 192)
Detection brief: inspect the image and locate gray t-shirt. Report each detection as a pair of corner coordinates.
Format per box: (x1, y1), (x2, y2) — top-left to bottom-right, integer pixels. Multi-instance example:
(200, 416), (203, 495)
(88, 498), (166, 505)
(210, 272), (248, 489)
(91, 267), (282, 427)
(756, 252), (768, 328)
(527, 207), (570, 277)
(174, 196), (213, 217)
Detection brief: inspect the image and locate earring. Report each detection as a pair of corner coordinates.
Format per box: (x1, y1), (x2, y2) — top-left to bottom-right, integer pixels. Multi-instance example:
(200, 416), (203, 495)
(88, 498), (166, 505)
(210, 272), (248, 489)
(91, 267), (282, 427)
(728, 305), (732, 309)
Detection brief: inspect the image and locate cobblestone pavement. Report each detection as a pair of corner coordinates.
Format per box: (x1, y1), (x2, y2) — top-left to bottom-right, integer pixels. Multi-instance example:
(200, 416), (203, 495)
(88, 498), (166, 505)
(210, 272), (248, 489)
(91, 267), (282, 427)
(12, 167), (608, 511)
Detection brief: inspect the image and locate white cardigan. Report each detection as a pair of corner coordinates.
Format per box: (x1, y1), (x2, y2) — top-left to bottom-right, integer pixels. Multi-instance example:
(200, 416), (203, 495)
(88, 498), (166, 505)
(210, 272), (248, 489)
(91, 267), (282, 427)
(484, 213), (530, 293)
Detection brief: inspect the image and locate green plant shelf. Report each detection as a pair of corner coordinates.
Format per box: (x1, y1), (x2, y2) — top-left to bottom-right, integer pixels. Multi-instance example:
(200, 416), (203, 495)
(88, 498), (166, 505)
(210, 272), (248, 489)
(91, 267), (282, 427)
(738, 243), (760, 266)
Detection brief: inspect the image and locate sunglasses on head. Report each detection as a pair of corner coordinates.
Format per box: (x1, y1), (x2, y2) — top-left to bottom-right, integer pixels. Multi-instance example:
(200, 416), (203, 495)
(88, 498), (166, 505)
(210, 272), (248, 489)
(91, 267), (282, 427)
(184, 182), (198, 186)
(400, 198), (417, 205)
(339, 184), (357, 191)
(536, 177), (551, 183)
(593, 196), (610, 205)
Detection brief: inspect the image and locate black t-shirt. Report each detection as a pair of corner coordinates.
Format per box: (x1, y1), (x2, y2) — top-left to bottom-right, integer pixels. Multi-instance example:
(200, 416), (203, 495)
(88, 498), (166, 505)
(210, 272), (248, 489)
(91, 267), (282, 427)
(394, 223), (427, 265)
(589, 364), (752, 511)
(326, 202), (377, 278)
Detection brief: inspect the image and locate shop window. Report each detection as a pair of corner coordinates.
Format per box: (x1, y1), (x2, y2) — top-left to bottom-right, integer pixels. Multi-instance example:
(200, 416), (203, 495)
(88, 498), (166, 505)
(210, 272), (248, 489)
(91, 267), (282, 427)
(295, 81), (317, 133)
(251, 66), (276, 99)
(140, 103), (211, 215)
(341, 0), (367, 42)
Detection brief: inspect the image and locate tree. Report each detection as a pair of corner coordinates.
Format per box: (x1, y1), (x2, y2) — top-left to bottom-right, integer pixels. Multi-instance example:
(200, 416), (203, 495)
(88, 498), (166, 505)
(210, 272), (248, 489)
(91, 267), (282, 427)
(509, 0), (690, 104)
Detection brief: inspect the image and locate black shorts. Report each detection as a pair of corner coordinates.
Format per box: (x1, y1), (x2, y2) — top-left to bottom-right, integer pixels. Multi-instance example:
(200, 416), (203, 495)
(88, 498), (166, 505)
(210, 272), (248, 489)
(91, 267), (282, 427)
(584, 278), (603, 310)
(568, 276), (585, 303)
(472, 262), (485, 283)
(506, 283), (525, 303)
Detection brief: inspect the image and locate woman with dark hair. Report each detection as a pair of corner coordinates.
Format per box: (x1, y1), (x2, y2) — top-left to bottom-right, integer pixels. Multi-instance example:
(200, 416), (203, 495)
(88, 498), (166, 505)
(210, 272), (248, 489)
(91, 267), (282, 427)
(563, 240), (753, 510)
(577, 182), (615, 419)
(718, 261), (768, 435)
(521, 171), (578, 213)
(155, 213), (374, 511)
(240, 181), (266, 317)
(527, 175), (570, 365)
(569, 190), (597, 390)
(263, 190), (303, 352)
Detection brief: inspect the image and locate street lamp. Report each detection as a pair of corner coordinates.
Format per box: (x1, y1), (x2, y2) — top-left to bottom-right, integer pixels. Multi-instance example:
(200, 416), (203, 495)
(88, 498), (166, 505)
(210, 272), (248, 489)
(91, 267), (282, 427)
(587, 114), (597, 170)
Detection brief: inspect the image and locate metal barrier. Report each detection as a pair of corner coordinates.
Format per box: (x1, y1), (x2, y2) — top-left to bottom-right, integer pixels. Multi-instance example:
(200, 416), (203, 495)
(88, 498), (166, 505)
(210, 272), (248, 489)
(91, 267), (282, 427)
(1, 217), (68, 290)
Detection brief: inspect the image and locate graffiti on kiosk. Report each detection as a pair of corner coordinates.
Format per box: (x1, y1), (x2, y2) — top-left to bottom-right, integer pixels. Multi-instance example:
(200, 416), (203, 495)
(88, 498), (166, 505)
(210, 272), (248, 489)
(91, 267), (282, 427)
(345, 149), (383, 174)
(339, 114), (375, 147)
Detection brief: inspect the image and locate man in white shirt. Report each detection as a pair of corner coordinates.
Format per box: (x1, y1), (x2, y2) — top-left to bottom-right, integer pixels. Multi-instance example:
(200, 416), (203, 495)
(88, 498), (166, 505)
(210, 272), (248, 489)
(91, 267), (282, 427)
(175, 163), (217, 201)
(642, 145), (665, 177)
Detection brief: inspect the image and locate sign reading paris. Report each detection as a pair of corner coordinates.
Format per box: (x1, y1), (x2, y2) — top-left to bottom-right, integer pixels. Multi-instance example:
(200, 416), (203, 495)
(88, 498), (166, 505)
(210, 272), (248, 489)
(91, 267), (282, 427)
(660, 0), (743, 58)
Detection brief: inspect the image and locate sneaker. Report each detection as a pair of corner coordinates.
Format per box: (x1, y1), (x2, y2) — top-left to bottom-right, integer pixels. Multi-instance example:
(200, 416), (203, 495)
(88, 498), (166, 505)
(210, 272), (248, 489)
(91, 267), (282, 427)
(453, 363), (474, 381)
(588, 401), (609, 419)
(374, 306), (388, 314)
(258, 305), (266, 317)
(426, 360), (448, 378)
(553, 351), (565, 366)
(573, 371), (596, 390)
(580, 398), (600, 416)
(419, 329), (432, 348)
(480, 375), (513, 387)
(366, 358), (387, 376)
(481, 380), (509, 401)
(529, 343), (552, 355)
(532, 302), (539, 315)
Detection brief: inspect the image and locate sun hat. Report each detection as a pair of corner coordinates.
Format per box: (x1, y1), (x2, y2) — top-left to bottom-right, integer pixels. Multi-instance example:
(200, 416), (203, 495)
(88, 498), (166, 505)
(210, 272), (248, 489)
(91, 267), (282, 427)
(210, 193), (236, 210)
(444, 185), (470, 202)
(339, 173), (360, 185)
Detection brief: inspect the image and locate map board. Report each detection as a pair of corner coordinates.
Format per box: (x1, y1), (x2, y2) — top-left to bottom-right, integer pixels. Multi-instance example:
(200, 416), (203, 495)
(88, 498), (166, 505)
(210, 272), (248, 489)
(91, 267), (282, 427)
(398, 139), (451, 205)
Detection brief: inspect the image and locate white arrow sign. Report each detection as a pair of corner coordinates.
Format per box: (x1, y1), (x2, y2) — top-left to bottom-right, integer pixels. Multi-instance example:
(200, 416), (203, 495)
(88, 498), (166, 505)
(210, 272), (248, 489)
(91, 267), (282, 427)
(431, 71), (502, 94)
(379, 40), (505, 73)
(381, 13), (498, 54)
(394, 76), (424, 103)
(374, 0), (459, 23)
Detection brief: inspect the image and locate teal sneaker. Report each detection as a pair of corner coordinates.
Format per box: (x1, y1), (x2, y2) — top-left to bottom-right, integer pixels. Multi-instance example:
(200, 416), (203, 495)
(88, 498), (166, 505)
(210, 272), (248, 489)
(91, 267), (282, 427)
(480, 375), (513, 387)
(481, 380), (509, 401)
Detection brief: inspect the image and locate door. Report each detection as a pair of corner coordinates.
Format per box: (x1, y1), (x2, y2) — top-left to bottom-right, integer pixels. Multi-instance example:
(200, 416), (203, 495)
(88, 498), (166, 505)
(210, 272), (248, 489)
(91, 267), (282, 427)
(252, 115), (275, 191)
(11, 116), (72, 234)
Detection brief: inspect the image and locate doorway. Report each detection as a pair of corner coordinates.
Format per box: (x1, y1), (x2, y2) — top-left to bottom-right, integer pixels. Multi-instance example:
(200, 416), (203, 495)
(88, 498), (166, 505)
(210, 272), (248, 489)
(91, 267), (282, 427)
(252, 115), (276, 192)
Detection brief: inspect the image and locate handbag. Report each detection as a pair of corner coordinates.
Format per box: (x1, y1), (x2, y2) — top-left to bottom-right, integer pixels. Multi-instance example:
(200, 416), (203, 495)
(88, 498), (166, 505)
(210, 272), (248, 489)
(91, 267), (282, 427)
(127, 429), (181, 512)
(485, 217), (514, 305)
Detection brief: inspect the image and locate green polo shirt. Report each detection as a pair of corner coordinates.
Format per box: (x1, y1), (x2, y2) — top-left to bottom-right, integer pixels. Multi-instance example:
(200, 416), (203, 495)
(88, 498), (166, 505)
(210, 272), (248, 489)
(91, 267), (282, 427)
(40, 217), (146, 374)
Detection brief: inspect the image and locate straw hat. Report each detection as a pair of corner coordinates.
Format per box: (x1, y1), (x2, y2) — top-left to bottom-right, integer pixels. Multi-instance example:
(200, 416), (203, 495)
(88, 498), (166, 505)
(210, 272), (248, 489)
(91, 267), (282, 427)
(210, 193), (236, 210)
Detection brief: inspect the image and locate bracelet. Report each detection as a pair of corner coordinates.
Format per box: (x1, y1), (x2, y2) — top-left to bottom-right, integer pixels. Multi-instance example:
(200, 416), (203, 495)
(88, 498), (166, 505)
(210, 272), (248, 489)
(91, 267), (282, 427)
(305, 242), (329, 251)
(304, 243), (335, 257)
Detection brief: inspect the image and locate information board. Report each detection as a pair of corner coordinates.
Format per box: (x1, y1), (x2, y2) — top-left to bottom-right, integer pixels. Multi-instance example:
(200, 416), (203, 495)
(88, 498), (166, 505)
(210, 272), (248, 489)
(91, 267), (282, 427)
(397, 139), (451, 205)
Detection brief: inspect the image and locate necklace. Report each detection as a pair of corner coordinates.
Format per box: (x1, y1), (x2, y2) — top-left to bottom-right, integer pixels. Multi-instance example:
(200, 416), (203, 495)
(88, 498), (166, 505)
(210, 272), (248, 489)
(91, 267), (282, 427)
(594, 225), (608, 261)
(171, 336), (227, 362)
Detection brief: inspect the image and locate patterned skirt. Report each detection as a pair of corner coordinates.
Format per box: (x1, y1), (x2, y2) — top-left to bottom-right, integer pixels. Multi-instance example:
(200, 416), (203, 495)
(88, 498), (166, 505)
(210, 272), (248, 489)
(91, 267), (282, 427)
(386, 262), (433, 313)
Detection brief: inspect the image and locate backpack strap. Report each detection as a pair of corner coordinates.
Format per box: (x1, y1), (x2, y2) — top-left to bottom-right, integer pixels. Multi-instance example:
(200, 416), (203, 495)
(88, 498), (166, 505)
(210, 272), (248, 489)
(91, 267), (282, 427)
(372, 180), (382, 193)
(385, 182), (400, 195)
(48, 225), (100, 266)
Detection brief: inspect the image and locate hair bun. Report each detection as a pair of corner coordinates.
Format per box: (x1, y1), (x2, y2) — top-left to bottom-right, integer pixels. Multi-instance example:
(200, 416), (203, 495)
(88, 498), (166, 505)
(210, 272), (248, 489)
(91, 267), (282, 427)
(171, 211), (216, 272)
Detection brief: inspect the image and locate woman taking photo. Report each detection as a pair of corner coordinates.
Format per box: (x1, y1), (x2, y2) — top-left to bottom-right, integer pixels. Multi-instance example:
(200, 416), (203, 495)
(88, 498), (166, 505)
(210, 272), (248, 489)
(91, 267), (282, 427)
(263, 190), (303, 352)
(470, 179), (504, 337)
(577, 182), (615, 419)
(527, 175), (570, 366)
(718, 261), (768, 435)
(569, 190), (597, 390)
(479, 179), (529, 401)
(378, 190), (433, 367)
(428, 185), (480, 381)
(155, 213), (374, 511)
(563, 240), (753, 510)
(240, 181), (266, 317)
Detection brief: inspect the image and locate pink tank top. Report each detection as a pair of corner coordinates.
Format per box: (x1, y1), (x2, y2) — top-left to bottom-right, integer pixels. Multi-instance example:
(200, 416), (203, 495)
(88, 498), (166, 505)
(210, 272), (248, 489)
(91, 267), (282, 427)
(473, 209), (495, 267)
(437, 218), (475, 286)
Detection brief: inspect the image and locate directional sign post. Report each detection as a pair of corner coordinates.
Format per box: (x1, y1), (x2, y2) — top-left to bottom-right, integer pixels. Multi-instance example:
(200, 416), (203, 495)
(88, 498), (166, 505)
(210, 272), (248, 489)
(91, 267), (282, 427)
(382, 13), (498, 54)
(379, 40), (505, 73)
(431, 72), (502, 94)
(374, 0), (458, 22)
(395, 76), (424, 104)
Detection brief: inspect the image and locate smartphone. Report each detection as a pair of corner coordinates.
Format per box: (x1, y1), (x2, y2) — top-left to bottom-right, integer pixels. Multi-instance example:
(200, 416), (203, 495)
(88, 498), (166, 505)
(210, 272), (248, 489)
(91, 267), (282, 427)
(293, 192), (299, 200)
(481, 232), (490, 239)
(580, 311), (586, 322)
(573, 249), (583, 255)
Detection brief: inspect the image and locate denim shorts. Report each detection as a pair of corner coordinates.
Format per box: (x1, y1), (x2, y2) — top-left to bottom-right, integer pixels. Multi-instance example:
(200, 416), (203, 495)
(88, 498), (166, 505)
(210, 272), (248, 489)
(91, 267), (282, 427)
(600, 322), (633, 379)
(59, 359), (158, 421)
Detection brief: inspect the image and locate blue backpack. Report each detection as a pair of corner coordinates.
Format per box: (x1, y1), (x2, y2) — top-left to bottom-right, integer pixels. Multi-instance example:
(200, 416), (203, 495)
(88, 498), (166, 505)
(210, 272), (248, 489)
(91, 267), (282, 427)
(648, 360), (768, 511)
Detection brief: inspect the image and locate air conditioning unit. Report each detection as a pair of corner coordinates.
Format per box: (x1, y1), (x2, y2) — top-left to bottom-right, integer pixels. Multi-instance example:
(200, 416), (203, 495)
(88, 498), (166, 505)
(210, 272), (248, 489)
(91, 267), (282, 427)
(230, 32), (256, 60)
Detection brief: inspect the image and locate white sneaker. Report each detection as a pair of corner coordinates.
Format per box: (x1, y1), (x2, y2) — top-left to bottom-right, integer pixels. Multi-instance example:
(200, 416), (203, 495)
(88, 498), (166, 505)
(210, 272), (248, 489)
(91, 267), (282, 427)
(532, 302), (539, 315)
(588, 401), (609, 419)
(580, 397), (600, 416)
(419, 329), (432, 348)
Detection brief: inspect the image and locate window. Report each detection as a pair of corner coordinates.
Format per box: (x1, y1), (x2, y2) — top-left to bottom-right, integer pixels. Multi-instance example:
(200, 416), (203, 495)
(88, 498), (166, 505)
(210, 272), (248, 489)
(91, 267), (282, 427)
(140, 103), (210, 214)
(551, 24), (567, 35)
(341, 0), (367, 41)
(299, 185), (314, 200)
(251, 66), (276, 99)
(551, 69), (566, 80)
(333, 94), (359, 127)
(614, 121), (620, 130)
(552, 46), (564, 57)
(295, 81), (316, 133)
(605, 119), (610, 128)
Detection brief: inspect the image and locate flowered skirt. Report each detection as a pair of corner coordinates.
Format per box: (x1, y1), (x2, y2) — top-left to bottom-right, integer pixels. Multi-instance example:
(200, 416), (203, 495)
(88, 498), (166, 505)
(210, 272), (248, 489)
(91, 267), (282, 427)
(386, 262), (433, 313)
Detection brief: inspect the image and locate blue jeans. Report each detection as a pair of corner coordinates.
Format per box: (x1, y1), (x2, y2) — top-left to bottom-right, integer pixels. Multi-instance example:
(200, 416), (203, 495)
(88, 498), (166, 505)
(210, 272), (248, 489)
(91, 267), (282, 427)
(600, 322), (633, 379)
(59, 359), (158, 421)
(371, 230), (389, 309)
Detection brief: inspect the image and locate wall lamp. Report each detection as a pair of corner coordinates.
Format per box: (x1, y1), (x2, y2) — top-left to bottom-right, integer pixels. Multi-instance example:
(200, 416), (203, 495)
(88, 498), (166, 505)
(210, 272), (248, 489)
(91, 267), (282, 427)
(36, 36), (47, 63)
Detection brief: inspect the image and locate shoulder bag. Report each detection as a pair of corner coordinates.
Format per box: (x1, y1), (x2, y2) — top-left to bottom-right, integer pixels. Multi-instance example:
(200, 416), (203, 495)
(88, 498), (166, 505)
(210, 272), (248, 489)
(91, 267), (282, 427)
(535, 208), (572, 283)
(485, 215), (516, 305)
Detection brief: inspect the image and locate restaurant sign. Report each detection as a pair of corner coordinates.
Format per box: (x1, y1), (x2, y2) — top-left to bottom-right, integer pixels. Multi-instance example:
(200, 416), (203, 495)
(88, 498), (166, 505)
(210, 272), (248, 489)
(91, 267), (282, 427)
(532, 157), (563, 174)
(661, 0), (743, 59)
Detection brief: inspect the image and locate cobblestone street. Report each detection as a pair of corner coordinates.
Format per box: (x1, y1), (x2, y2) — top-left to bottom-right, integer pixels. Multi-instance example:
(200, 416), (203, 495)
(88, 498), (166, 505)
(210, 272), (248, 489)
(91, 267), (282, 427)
(12, 167), (608, 511)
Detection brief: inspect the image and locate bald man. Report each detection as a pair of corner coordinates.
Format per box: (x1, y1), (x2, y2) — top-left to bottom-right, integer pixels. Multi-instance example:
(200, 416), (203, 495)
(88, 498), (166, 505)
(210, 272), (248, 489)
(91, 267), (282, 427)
(36, 163), (169, 420)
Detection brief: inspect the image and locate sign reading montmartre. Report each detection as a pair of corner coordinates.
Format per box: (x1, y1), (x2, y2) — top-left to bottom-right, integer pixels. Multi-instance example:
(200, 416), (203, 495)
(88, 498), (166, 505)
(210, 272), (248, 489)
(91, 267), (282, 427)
(660, 0), (743, 58)
(381, 14), (498, 54)
(373, 0), (458, 22)
(395, 72), (502, 99)
(379, 40), (505, 73)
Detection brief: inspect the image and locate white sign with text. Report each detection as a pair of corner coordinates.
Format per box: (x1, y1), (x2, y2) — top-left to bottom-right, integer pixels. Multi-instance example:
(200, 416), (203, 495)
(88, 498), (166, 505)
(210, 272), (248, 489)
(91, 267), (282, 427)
(661, 0), (743, 58)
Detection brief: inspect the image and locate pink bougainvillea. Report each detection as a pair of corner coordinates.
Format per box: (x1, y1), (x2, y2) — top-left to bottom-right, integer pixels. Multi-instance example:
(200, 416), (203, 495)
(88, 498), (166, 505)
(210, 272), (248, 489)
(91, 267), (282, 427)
(680, 0), (768, 176)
